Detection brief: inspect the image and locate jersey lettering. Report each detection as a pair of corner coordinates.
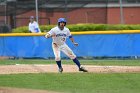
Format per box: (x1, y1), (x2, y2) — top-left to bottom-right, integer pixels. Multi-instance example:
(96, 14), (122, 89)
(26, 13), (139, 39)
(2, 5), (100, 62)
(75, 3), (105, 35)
(56, 33), (67, 37)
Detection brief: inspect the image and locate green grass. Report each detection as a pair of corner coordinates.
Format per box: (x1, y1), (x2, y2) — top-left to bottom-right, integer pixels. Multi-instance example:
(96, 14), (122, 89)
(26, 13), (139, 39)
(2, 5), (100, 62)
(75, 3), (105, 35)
(0, 59), (140, 93)
(0, 59), (140, 66)
(0, 59), (55, 65)
(0, 73), (140, 93)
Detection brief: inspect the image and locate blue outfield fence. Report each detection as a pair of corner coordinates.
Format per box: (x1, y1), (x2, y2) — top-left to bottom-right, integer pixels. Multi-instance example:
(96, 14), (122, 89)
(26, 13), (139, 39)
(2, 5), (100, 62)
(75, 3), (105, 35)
(0, 32), (140, 58)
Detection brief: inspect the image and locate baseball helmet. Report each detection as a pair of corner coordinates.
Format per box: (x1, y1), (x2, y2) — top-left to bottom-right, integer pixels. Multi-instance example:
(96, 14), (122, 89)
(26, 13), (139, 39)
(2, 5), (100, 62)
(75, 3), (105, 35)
(58, 18), (66, 26)
(58, 18), (66, 23)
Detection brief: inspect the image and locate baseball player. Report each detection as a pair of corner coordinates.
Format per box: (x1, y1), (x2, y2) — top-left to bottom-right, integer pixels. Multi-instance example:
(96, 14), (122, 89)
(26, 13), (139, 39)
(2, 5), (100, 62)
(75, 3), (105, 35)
(28, 16), (41, 33)
(45, 18), (88, 73)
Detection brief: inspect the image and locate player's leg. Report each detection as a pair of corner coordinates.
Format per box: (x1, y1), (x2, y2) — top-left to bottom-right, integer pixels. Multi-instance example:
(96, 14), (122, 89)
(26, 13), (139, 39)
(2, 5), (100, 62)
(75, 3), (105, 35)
(61, 44), (87, 72)
(52, 43), (63, 72)
(73, 58), (88, 72)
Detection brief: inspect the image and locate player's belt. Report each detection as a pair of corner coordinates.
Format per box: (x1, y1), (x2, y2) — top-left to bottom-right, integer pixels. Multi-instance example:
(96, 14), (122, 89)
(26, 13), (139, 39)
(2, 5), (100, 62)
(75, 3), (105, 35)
(53, 43), (57, 45)
(53, 43), (63, 46)
(53, 43), (58, 47)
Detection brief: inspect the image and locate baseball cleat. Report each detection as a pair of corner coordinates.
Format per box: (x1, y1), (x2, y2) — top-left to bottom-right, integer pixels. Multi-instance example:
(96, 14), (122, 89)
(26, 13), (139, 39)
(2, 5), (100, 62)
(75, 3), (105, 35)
(59, 68), (63, 73)
(79, 67), (88, 72)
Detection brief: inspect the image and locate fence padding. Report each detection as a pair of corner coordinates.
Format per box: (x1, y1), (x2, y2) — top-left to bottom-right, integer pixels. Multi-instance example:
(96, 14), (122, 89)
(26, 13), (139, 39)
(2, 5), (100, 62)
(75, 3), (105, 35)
(0, 34), (140, 58)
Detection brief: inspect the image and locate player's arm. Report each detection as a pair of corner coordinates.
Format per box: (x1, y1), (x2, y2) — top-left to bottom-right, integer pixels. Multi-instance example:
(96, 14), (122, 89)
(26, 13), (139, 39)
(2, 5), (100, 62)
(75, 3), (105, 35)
(67, 29), (78, 46)
(45, 33), (51, 38)
(34, 22), (41, 33)
(45, 28), (53, 38)
(28, 24), (32, 33)
(45, 30), (56, 38)
(69, 36), (78, 46)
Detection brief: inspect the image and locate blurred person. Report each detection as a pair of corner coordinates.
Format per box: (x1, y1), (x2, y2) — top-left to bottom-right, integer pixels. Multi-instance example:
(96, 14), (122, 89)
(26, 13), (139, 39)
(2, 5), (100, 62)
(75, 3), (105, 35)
(28, 16), (41, 56)
(45, 18), (88, 73)
(28, 16), (41, 33)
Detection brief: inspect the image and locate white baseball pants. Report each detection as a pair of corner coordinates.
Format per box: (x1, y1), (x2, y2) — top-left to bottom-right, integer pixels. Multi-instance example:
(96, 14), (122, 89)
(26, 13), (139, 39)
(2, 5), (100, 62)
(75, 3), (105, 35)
(52, 43), (76, 61)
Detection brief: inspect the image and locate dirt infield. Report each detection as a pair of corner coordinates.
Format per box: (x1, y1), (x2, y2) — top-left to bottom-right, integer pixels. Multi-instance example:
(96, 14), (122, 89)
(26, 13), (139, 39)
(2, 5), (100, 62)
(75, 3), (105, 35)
(0, 64), (140, 93)
(0, 64), (140, 74)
